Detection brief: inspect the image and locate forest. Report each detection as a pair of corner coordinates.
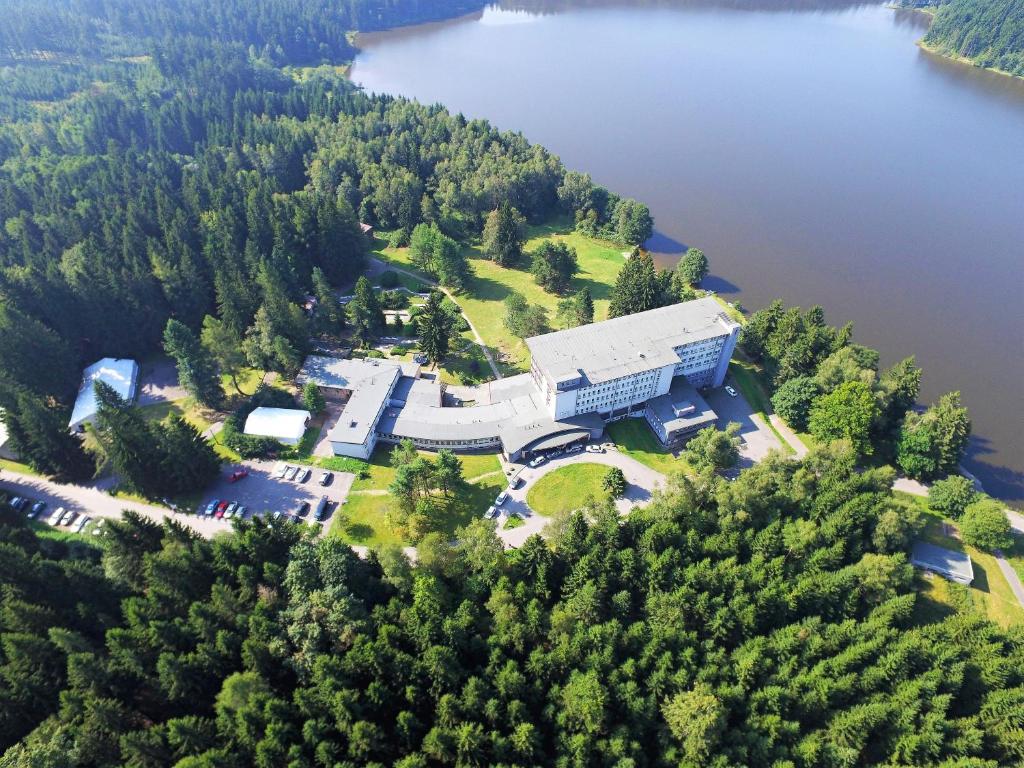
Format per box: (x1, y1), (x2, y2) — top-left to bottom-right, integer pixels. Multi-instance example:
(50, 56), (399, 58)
(2, 444), (1023, 767)
(0, 0), (651, 481)
(923, 0), (1024, 76)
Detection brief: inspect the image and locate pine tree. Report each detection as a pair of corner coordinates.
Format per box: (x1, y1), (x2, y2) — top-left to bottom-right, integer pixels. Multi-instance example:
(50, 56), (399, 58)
(0, 387), (94, 482)
(349, 277), (385, 346)
(163, 319), (223, 408)
(156, 416), (221, 496)
(417, 291), (454, 365)
(92, 380), (161, 497)
(200, 315), (249, 395)
(482, 201), (524, 266)
(608, 250), (658, 318)
(311, 267), (344, 335)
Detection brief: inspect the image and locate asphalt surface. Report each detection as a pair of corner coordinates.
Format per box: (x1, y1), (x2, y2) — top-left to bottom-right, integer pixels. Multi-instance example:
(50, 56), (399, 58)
(703, 386), (784, 464)
(495, 447), (666, 548)
(200, 460), (355, 525)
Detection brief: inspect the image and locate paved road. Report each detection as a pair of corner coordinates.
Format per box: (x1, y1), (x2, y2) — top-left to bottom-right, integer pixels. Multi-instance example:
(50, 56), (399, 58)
(137, 358), (188, 406)
(0, 471), (231, 538)
(496, 449), (666, 548)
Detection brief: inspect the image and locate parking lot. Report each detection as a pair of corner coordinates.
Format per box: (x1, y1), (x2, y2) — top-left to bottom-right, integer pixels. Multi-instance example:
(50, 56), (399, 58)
(199, 460), (355, 526)
(703, 385), (784, 465)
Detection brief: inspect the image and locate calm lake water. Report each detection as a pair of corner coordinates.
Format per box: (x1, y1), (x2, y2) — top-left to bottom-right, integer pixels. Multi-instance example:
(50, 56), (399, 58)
(352, 1), (1024, 501)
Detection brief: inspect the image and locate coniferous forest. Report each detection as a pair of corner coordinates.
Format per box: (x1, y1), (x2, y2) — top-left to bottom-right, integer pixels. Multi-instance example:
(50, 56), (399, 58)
(0, 1), (1022, 766)
(2, 446), (1023, 767)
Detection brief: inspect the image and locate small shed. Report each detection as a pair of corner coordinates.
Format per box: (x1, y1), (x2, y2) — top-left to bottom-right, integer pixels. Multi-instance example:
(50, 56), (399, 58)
(911, 540), (974, 586)
(69, 358), (140, 432)
(360, 222), (375, 239)
(243, 407), (311, 446)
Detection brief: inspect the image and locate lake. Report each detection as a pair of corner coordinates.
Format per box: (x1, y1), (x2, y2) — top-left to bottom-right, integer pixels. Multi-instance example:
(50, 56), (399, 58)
(351, 0), (1024, 502)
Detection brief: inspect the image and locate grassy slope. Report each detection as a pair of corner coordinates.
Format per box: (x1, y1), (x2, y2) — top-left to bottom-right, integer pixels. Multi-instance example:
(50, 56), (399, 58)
(526, 463), (610, 517)
(376, 222), (627, 374)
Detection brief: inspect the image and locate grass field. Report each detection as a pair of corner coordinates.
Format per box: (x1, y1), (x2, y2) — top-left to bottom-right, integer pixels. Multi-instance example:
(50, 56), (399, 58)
(330, 446), (503, 546)
(605, 418), (690, 477)
(526, 463), (610, 516)
(899, 493), (1024, 628)
(375, 221), (628, 374)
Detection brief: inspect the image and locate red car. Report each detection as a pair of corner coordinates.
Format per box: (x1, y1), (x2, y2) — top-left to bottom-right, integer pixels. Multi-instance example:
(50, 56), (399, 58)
(214, 501), (229, 519)
(227, 468), (249, 483)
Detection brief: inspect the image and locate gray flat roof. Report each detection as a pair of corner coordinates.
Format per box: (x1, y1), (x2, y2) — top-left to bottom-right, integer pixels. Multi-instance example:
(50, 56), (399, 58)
(646, 378), (718, 434)
(526, 298), (739, 386)
(326, 365), (400, 447)
(298, 355), (402, 390)
(911, 541), (974, 582)
(391, 376), (443, 407)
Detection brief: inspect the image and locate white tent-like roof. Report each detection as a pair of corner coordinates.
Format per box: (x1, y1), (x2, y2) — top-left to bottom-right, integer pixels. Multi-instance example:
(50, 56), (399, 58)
(69, 358), (140, 430)
(243, 407), (311, 444)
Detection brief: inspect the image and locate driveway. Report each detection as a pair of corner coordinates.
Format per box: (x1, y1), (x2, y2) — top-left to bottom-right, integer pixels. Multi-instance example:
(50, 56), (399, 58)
(496, 449), (666, 548)
(313, 402), (344, 458)
(703, 386), (784, 464)
(201, 460), (355, 526)
(137, 358), (187, 406)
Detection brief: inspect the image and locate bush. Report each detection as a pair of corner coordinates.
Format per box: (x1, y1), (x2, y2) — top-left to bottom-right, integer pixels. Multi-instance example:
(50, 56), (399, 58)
(379, 289), (409, 310)
(959, 499), (1012, 552)
(387, 228), (410, 248)
(771, 376), (820, 431)
(928, 475), (978, 520)
(366, 350), (384, 359)
(379, 270), (400, 288)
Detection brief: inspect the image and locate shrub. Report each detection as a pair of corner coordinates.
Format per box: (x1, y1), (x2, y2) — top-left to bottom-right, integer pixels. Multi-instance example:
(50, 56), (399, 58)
(959, 499), (1012, 552)
(379, 270), (400, 288)
(928, 475), (978, 520)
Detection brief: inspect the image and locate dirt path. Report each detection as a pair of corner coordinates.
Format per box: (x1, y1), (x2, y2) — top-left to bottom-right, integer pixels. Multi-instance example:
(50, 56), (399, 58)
(994, 550), (1024, 608)
(768, 414), (809, 459)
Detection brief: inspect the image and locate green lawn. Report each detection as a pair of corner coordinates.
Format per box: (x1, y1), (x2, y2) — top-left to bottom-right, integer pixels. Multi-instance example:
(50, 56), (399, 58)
(729, 359), (773, 415)
(376, 221), (628, 374)
(330, 446), (503, 546)
(0, 459), (40, 477)
(526, 463), (611, 517)
(606, 418), (690, 477)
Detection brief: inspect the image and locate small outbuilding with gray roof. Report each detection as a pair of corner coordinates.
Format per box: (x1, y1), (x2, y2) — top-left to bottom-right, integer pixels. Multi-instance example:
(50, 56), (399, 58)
(910, 540), (974, 585)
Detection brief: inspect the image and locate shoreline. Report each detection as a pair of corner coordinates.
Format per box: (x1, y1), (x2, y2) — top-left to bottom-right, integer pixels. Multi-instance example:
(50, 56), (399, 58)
(917, 39), (1024, 83)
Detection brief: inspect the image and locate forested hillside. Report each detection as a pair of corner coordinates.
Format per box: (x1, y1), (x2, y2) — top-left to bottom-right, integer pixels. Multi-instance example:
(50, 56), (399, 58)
(0, 0), (650, 481)
(2, 446), (1022, 766)
(923, 0), (1024, 76)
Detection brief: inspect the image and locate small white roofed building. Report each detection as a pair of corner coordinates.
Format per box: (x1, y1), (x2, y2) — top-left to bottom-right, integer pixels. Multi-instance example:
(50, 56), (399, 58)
(69, 358), (140, 432)
(0, 408), (17, 460)
(910, 541), (974, 586)
(243, 407), (311, 446)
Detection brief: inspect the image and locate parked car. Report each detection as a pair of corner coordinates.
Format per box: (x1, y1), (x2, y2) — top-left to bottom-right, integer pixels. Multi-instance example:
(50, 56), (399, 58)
(272, 510), (283, 521)
(73, 516), (91, 534)
(508, 475), (523, 489)
(227, 468), (249, 483)
(495, 491), (509, 506)
(9, 496), (28, 512)
(566, 444), (583, 455)
(48, 508), (66, 526)
(28, 501), (46, 519)
(59, 509), (77, 526)
(528, 456), (546, 468)
(549, 449), (564, 459)
(314, 496), (329, 521)
(204, 500), (219, 517)
(284, 465), (299, 481)
(725, 385), (738, 397)
(237, 505), (249, 519)
(92, 519), (105, 536)
(224, 502), (239, 519)
(273, 463), (289, 479)
(585, 444), (604, 453)
(296, 468), (311, 483)
(318, 471), (333, 486)
(484, 505), (498, 519)
(214, 501), (229, 519)
(294, 501), (310, 518)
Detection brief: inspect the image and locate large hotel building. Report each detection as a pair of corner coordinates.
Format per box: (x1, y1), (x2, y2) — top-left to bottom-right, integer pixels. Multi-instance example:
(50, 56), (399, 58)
(299, 297), (740, 461)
